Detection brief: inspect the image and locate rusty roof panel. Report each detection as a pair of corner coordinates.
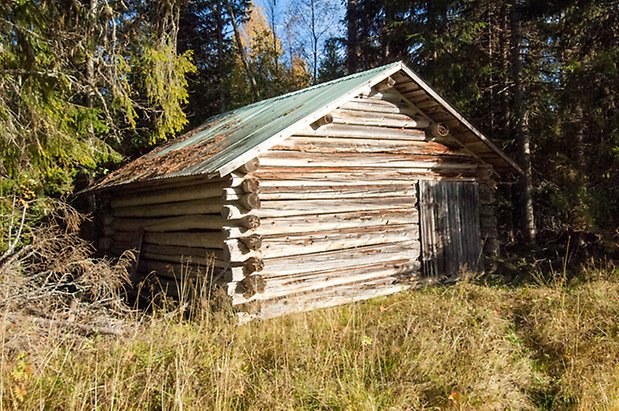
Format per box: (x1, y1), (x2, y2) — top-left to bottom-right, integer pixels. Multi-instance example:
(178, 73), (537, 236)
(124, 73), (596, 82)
(93, 63), (400, 190)
(93, 61), (521, 191)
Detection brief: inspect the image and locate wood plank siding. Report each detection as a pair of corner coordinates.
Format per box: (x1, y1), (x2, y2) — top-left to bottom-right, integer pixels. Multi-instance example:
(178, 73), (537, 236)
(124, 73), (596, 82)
(419, 180), (482, 276)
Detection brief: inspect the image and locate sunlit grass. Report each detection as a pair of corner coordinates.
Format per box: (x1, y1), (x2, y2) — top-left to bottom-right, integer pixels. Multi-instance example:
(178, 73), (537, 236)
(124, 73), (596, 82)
(1, 263), (618, 410)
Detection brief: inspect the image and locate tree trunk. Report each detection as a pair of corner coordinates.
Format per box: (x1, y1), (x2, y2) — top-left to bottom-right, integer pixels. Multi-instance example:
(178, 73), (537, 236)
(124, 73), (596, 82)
(510, 2), (536, 244)
(346, 0), (360, 73)
(216, 0), (226, 112)
(226, 0), (259, 100)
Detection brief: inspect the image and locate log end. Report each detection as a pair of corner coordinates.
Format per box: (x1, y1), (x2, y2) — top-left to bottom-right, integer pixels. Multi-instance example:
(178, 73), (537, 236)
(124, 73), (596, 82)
(241, 178), (260, 194)
(428, 122), (450, 137)
(239, 234), (262, 251)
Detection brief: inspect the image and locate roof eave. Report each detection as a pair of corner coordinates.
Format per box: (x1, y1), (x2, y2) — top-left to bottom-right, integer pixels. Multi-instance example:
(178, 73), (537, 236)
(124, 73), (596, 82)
(398, 64), (524, 176)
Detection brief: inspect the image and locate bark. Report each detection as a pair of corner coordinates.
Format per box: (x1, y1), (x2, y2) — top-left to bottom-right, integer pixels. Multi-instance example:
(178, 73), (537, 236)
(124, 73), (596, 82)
(215, 0), (226, 112)
(225, 0), (259, 100)
(510, 3), (536, 244)
(346, 0), (360, 73)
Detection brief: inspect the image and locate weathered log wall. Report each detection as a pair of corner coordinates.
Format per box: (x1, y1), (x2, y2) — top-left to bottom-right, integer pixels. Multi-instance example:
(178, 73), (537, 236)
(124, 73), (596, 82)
(99, 177), (228, 297)
(231, 90), (493, 319)
(97, 87), (501, 316)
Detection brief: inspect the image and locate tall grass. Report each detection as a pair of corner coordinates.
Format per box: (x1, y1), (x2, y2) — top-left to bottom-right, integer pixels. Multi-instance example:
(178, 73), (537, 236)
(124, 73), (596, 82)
(1, 263), (618, 410)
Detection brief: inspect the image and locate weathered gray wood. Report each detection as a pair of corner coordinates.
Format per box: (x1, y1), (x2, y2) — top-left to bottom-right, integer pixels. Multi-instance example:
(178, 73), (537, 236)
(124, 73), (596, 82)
(131, 231), (225, 249)
(112, 214), (225, 232)
(254, 197), (415, 218)
(419, 180), (481, 277)
(111, 181), (227, 208)
(259, 262), (420, 299)
(254, 165), (480, 182)
(294, 123), (428, 140)
(256, 209), (418, 235)
(261, 225), (419, 259)
(113, 199), (221, 218)
(272, 136), (474, 157)
(340, 98), (417, 116)
(331, 109), (430, 129)
(257, 185), (415, 200)
(260, 241), (420, 277)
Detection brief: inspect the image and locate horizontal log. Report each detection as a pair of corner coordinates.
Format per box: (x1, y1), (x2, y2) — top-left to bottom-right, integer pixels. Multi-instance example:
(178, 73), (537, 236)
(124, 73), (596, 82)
(260, 262), (421, 300)
(139, 259), (206, 278)
(117, 231), (226, 249)
(254, 167), (480, 182)
(113, 199), (221, 218)
(138, 244), (223, 261)
(111, 214), (225, 233)
(139, 259), (221, 281)
(232, 269), (415, 308)
(256, 209), (418, 235)
(257, 185), (415, 201)
(105, 174), (223, 197)
(294, 123), (427, 140)
(140, 250), (227, 268)
(260, 240), (420, 277)
(250, 280), (409, 319)
(261, 225), (419, 259)
(340, 98), (417, 116)
(331, 108), (430, 129)
(222, 226), (256, 239)
(272, 136), (472, 157)
(222, 204), (256, 220)
(110, 180), (228, 208)
(258, 152), (476, 169)
(255, 197), (416, 218)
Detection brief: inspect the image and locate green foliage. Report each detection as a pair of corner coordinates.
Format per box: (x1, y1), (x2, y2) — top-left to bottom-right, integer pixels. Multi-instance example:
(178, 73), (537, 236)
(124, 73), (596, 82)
(141, 39), (197, 144)
(0, 0), (196, 199)
(346, 0), (618, 237)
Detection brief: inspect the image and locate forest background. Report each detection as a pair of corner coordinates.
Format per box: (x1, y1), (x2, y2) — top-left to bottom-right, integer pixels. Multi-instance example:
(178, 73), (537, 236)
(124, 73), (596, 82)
(1, 0), (617, 263)
(0, 2), (618, 409)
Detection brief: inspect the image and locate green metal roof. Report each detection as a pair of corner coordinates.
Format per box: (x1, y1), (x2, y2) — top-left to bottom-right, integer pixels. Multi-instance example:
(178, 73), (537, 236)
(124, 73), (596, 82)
(94, 62), (402, 190)
(93, 60), (521, 191)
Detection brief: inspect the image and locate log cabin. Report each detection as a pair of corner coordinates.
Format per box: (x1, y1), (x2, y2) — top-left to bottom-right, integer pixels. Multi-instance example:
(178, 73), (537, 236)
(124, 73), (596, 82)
(92, 61), (522, 320)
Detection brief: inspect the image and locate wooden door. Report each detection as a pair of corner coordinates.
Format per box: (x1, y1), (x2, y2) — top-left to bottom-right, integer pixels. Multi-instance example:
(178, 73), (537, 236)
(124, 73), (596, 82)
(418, 180), (482, 277)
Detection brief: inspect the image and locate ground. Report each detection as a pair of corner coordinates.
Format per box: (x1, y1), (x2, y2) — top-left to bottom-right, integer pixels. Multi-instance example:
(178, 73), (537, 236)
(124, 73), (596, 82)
(1, 261), (618, 410)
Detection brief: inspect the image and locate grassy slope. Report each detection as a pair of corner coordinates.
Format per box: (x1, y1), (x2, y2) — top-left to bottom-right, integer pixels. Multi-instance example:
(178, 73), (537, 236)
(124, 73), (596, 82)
(1, 266), (618, 410)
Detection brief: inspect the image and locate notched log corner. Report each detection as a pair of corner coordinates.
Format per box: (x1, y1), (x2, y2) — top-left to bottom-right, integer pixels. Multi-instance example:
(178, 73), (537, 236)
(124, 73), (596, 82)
(239, 234), (262, 251)
(236, 275), (266, 298)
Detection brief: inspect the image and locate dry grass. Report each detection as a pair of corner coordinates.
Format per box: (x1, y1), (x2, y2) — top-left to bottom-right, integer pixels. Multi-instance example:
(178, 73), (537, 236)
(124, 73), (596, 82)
(1, 262), (617, 410)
